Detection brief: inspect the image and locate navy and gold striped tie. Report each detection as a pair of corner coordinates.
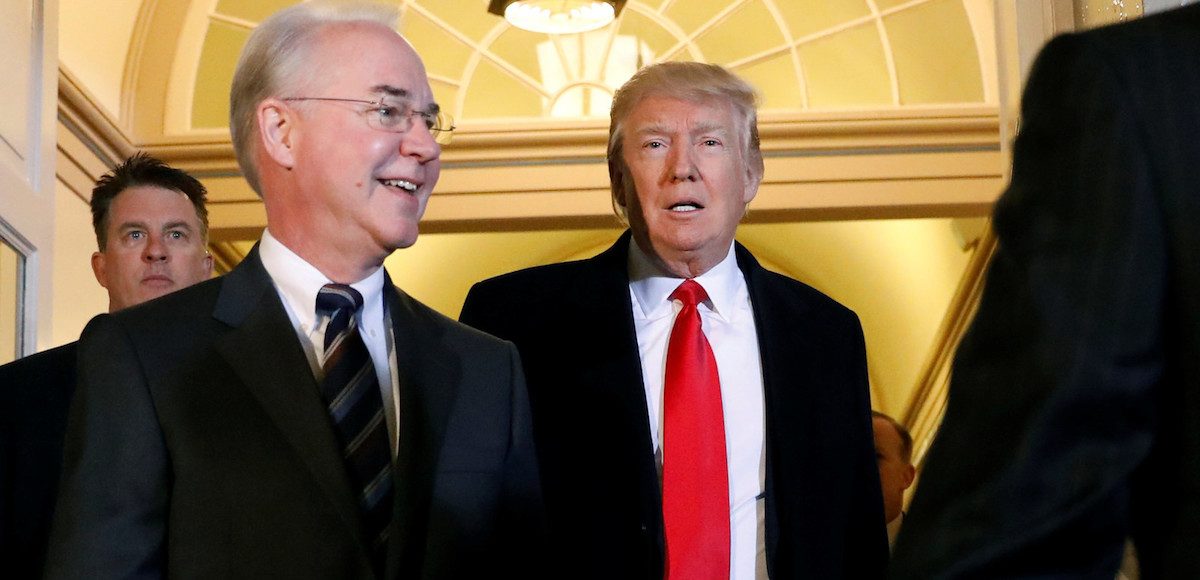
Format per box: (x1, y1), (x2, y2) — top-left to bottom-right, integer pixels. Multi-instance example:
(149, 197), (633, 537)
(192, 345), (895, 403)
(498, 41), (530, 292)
(316, 284), (393, 573)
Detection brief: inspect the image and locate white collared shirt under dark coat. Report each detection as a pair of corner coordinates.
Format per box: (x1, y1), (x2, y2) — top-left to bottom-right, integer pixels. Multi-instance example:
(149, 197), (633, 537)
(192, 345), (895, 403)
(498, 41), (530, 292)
(259, 228), (401, 455)
(627, 239), (768, 580)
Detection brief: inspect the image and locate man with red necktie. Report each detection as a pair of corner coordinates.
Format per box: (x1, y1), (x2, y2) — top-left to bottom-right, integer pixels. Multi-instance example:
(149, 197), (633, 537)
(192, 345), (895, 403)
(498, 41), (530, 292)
(462, 61), (887, 579)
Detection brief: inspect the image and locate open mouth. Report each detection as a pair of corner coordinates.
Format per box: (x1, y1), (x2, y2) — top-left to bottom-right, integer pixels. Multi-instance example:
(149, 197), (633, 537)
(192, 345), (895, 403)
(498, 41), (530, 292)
(379, 178), (419, 193)
(669, 202), (703, 213)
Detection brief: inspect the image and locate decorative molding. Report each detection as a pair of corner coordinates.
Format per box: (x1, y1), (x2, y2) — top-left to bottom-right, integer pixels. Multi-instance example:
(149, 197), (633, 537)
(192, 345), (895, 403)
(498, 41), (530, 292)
(58, 67), (133, 186)
(58, 78), (1004, 240)
(208, 240), (243, 275)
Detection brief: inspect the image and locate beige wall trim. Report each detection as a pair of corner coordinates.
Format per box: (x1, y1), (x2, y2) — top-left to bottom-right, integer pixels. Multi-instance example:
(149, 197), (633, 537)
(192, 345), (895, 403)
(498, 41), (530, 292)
(58, 68), (134, 202)
(443, 106), (1000, 163)
(208, 240), (243, 274)
(204, 107), (1001, 238)
(60, 55), (1003, 239)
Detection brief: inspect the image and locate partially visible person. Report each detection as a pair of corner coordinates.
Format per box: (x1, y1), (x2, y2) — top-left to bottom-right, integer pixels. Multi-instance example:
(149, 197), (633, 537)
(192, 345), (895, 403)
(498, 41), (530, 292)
(0, 152), (212, 579)
(462, 61), (886, 579)
(891, 5), (1200, 578)
(872, 411), (916, 549)
(45, 2), (542, 578)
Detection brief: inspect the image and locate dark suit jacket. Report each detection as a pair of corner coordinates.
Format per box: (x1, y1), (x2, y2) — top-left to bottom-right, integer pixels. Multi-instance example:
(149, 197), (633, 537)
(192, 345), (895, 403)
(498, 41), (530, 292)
(45, 247), (544, 579)
(0, 343), (76, 579)
(891, 7), (1200, 578)
(460, 232), (887, 579)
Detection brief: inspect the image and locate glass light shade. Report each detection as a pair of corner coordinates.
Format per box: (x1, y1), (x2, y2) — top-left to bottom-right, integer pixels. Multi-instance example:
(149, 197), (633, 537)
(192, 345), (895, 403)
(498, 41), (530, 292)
(503, 1), (616, 35)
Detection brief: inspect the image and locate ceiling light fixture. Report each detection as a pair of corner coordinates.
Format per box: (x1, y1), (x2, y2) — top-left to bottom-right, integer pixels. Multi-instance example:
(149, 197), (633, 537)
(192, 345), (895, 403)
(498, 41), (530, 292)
(488, 0), (627, 35)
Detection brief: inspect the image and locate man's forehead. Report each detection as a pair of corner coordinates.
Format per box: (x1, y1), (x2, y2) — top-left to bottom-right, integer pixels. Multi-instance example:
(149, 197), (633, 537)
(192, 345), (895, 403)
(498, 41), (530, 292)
(109, 186), (199, 221)
(627, 96), (734, 130)
(113, 185), (189, 204)
(307, 23), (433, 100)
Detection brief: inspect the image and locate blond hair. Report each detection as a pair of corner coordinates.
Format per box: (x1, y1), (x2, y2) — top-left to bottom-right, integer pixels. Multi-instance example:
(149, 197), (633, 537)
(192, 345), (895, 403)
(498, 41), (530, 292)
(607, 62), (764, 219)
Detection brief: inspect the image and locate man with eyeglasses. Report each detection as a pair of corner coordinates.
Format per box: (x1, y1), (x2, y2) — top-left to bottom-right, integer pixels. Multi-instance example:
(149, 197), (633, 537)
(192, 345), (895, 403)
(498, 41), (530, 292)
(46, 2), (543, 578)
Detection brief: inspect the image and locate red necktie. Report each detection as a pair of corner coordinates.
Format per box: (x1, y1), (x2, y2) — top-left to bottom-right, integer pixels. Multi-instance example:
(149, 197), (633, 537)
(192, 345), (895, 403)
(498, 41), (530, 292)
(663, 279), (730, 580)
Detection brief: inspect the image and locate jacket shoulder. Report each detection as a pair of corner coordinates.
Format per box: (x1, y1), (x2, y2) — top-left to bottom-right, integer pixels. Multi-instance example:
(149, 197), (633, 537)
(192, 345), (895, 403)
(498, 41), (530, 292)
(470, 259), (594, 297)
(396, 285), (517, 354)
(107, 275), (225, 329)
(1038, 4), (1200, 67)
(749, 263), (859, 324)
(0, 342), (78, 423)
(0, 342), (77, 378)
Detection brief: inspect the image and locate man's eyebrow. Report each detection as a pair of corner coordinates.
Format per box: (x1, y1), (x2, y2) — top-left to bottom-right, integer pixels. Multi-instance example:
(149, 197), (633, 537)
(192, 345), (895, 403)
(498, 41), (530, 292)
(633, 123), (670, 136)
(162, 221), (195, 232)
(371, 84), (440, 113)
(117, 220), (150, 232)
(631, 122), (728, 137)
(370, 85), (410, 99)
(690, 121), (727, 136)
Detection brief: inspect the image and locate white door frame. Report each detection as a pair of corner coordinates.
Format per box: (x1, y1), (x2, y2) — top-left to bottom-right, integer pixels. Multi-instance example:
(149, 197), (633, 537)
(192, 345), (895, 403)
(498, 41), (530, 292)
(0, 0), (59, 357)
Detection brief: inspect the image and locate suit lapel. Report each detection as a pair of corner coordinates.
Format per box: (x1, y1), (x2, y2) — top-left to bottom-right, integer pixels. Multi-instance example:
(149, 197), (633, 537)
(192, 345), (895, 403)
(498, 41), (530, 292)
(583, 233), (659, 461)
(382, 277), (457, 575)
(212, 247), (368, 551)
(736, 243), (814, 576)
(583, 234), (655, 434)
(586, 233), (667, 559)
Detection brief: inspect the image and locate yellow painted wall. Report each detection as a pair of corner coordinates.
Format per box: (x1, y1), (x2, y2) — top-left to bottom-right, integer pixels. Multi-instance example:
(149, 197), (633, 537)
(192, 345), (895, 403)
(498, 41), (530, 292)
(49, 182), (108, 347)
(374, 218), (975, 418)
(58, 0), (142, 116)
(739, 220), (974, 415)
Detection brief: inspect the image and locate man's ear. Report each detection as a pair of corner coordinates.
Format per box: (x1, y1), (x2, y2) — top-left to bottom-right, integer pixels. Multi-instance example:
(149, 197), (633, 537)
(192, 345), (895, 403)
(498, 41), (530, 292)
(202, 252), (214, 278)
(901, 464), (917, 490)
(258, 98), (297, 169)
(609, 159), (628, 210)
(91, 251), (109, 289)
(614, 179), (628, 209)
(741, 158), (761, 205)
(741, 181), (760, 206)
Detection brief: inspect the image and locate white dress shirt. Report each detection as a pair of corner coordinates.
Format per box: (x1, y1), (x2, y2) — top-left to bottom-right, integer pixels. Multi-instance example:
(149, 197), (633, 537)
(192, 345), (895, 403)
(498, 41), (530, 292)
(258, 229), (401, 456)
(628, 239), (767, 580)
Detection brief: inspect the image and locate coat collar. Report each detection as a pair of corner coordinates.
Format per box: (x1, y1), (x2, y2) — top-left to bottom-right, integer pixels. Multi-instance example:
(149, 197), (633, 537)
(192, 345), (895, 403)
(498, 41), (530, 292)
(213, 249), (462, 573)
(213, 245), (371, 559)
(379, 272), (457, 573)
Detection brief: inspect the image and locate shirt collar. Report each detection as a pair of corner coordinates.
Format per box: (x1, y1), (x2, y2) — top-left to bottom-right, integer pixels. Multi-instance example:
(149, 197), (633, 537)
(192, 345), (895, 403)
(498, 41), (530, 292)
(627, 238), (743, 322)
(259, 228), (386, 332)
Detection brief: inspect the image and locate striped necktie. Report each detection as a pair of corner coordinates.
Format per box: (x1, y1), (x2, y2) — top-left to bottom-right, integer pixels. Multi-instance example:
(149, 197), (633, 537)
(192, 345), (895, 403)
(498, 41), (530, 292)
(316, 284), (393, 573)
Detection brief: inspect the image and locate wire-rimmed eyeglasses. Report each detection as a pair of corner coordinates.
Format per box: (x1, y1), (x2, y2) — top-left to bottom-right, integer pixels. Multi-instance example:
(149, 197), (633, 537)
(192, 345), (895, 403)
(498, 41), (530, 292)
(283, 97), (456, 145)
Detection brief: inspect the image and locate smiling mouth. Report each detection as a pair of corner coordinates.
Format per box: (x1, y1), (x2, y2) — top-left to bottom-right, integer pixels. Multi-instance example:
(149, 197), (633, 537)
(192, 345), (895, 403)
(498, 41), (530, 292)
(669, 202), (703, 212)
(379, 178), (419, 193)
